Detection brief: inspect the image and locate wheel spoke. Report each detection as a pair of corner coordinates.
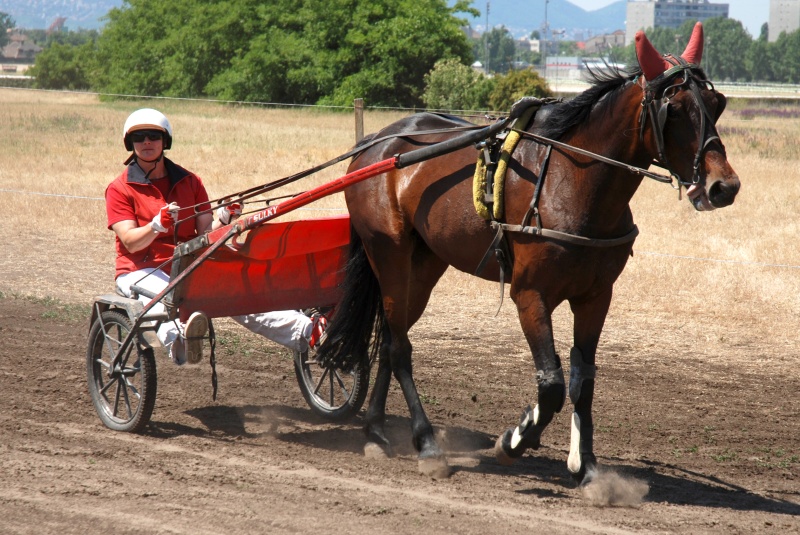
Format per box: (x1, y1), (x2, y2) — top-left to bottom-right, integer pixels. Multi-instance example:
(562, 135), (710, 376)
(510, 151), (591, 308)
(113, 378), (122, 418)
(98, 374), (117, 396)
(332, 369), (351, 399)
(123, 375), (141, 402)
(120, 377), (133, 419)
(328, 369), (335, 406)
(312, 366), (330, 396)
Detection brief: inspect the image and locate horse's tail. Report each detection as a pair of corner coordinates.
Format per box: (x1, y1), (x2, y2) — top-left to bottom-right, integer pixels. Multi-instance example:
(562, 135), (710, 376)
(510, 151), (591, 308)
(317, 225), (385, 372)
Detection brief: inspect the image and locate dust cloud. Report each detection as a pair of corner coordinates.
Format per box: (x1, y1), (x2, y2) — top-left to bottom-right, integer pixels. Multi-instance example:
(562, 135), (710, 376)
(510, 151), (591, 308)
(580, 468), (649, 507)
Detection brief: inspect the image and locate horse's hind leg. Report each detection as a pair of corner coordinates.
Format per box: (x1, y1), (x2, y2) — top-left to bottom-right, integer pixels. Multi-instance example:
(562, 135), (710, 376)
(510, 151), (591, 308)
(363, 323), (393, 455)
(496, 291), (566, 464)
(565, 289), (612, 486)
(362, 240), (449, 476)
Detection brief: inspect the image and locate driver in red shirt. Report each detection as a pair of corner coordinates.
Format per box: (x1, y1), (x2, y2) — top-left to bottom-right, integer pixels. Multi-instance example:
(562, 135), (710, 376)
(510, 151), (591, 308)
(106, 108), (325, 365)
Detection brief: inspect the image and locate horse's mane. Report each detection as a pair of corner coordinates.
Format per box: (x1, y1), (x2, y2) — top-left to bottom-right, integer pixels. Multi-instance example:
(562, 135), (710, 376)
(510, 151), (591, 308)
(537, 64), (643, 141)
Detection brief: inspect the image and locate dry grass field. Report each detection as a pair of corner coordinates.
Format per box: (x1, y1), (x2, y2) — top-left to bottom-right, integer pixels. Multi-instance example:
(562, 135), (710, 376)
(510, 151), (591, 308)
(0, 87), (798, 534)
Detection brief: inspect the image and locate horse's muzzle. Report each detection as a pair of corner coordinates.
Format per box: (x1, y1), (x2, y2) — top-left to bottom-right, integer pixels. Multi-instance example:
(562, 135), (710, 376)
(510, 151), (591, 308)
(707, 176), (740, 209)
(687, 176), (740, 211)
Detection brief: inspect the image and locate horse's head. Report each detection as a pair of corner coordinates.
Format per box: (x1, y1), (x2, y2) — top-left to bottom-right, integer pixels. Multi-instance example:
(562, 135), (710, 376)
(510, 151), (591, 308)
(636, 23), (740, 211)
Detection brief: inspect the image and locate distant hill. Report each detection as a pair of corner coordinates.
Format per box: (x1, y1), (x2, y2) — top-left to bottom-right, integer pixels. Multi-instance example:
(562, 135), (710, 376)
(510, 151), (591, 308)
(466, 0), (627, 40)
(0, 0), (122, 30)
(0, 0), (627, 38)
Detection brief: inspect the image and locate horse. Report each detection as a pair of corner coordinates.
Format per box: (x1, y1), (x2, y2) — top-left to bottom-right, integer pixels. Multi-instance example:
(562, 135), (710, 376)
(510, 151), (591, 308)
(317, 23), (740, 485)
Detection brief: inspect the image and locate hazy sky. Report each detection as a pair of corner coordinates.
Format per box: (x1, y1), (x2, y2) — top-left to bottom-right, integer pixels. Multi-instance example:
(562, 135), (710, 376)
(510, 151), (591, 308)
(569, 0), (767, 38)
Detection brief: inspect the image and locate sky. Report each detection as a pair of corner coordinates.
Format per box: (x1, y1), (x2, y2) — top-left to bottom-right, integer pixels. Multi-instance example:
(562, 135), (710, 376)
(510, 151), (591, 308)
(568, 0), (768, 38)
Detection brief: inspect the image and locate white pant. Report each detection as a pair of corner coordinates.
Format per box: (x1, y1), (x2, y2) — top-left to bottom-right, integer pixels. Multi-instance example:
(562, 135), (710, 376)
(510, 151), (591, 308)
(116, 268), (313, 355)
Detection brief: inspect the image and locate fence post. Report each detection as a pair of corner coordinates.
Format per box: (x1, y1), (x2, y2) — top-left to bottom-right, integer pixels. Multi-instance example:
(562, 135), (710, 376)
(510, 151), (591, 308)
(354, 98), (364, 143)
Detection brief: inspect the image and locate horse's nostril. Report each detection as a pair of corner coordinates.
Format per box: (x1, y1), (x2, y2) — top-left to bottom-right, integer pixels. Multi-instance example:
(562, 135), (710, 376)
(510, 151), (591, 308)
(708, 178), (739, 208)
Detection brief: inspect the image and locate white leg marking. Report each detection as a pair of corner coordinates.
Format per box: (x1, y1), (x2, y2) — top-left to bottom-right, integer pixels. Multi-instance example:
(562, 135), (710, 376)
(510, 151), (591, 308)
(567, 412), (582, 474)
(510, 405), (540, 450)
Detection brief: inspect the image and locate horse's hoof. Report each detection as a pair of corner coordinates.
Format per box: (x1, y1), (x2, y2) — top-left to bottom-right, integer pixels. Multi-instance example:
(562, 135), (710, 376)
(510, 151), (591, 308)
(569, 456), (598, 487)
(418, 456), (451, 479)
(364, 441), (391, 460)
(494, 433), (517, 466)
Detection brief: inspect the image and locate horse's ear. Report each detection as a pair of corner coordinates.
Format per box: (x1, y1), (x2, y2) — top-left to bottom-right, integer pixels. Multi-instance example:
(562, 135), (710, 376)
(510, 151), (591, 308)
(681, 22), (704, 65)
(635, 30), (671, 81)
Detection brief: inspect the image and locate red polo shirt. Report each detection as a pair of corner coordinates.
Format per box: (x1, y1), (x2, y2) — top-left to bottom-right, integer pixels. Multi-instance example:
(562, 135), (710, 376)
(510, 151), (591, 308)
(106, 158), (211, 278)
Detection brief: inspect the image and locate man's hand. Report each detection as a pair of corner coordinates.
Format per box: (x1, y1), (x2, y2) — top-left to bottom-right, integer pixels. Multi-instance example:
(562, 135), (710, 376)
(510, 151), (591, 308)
(216, 203), (242, 225)
(151, 203), (179, 233)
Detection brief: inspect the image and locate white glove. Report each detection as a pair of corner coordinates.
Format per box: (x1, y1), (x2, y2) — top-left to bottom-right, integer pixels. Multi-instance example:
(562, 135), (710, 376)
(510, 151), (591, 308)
(216, 203), (242, 225)
(151, 203), (178, 233)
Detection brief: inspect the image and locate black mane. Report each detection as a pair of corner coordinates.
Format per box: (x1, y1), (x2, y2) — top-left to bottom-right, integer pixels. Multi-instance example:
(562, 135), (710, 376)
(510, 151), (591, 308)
(537, 64), (642, 141)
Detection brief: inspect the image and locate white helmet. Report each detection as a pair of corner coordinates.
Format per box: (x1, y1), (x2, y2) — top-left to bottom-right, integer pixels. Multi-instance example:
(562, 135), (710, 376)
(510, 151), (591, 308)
(123, 108), (173, 151)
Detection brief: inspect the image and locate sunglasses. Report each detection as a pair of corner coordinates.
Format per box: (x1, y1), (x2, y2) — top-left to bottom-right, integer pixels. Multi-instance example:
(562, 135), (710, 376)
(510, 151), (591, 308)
(130, 130), (164, 143)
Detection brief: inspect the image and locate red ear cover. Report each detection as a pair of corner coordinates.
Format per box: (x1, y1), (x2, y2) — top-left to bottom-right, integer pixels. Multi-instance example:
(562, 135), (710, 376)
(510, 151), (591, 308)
(681, 22), (704, 65)
(635, 22), (704, 81)
(635, 30), (671, 81)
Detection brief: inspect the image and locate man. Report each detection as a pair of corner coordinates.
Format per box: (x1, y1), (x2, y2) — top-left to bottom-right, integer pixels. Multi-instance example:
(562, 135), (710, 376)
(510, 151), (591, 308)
(106, 108), (325, 364)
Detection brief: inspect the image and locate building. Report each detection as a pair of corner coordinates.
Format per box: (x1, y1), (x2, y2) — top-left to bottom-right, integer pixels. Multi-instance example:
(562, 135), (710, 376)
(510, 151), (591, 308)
(625, 0), (729, 45)
(584, 30), (626, 55)
(1, 32), (42, 62)
(769, 0), (800, 42)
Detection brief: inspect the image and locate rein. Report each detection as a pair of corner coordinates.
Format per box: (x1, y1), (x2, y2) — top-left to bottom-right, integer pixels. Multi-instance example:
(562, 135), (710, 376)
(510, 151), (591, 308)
(172, 122), (489, 229)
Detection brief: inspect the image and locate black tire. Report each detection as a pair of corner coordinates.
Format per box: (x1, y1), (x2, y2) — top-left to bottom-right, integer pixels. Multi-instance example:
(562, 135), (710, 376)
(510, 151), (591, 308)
(293, 332), (369, 421)
(86, 309), (157, 433)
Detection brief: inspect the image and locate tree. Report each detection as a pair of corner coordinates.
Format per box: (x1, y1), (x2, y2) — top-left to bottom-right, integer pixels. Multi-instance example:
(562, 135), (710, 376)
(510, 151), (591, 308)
(488, 69), (552, 112)
(422, 58), (495, 110)
(771, 30), (800, 83)
(744, 37), (773, 82)
(29, 41), (95, 90)
(93, 0), (474, 107)
(476, 26), (517, 73)
(703, 17), (751, 81)
(93, 0), (260, 98)
(0, 12), (14, 48)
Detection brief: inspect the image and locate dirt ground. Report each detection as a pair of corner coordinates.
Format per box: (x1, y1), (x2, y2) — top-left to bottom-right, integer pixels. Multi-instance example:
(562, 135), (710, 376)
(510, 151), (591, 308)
(1, 284), (798, 535)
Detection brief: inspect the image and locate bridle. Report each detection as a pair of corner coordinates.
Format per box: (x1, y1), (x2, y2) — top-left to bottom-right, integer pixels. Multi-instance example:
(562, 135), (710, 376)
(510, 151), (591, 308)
(638, 55), (722, 188)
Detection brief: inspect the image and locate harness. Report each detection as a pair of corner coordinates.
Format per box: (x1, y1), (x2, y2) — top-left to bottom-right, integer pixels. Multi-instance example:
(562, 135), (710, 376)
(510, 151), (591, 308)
(638, 55), (722, 189)
(474, 62), (723, 297)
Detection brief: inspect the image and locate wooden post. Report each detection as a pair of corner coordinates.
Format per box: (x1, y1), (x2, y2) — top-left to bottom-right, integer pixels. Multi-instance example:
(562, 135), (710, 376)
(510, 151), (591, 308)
(354, 98), (364, 143)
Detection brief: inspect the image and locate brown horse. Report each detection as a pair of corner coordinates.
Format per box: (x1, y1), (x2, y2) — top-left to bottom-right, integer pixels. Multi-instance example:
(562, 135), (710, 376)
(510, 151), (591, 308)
(318, 23), (740, 485)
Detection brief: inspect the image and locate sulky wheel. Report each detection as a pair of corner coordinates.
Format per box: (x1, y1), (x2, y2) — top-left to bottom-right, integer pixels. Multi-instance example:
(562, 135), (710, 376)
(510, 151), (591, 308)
(86, 309), (157, 433)
(294, 348), (369, 421)
(293, 308), (369, 421)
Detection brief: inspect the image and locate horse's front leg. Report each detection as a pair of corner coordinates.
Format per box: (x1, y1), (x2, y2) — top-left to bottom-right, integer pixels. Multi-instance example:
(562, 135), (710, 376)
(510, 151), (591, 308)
(566, 288), (612, 486)
(496, 292), (566, 464)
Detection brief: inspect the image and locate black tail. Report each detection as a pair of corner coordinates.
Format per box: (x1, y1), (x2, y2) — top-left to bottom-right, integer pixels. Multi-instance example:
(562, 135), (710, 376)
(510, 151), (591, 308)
(317, 226), (384, 372)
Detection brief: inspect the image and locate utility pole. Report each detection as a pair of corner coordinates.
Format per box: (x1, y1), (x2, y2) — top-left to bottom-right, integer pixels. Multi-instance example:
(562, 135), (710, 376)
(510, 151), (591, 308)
(485, 1), (490, 74)
(543, 0), (549, 82)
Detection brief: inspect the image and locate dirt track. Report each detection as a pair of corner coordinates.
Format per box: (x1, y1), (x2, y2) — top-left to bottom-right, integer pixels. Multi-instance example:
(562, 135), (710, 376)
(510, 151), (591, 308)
(1, 291), (798, 535)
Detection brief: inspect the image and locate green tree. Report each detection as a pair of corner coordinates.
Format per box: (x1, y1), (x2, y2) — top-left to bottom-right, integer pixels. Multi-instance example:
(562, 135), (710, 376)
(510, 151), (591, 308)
(94, 0), (260, 98)
(488, 69), (552, 111)
(476, 26), (517, 73)
(422, 58), (495, 110)
(703, 17), (751, 81)
(0, 12), (14, 48)
(29, 41), (95, 90)
(93, 0), (473, 107)
(771, 29), (800, 83)
(744, 30), (773, 82)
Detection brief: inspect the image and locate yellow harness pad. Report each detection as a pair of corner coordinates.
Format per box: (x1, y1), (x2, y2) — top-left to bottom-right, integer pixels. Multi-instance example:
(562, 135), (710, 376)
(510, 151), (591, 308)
(473, 105), (540, 220)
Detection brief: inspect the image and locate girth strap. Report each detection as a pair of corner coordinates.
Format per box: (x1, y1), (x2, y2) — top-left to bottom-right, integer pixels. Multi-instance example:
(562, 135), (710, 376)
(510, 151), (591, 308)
(494, 221), (639, 248)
